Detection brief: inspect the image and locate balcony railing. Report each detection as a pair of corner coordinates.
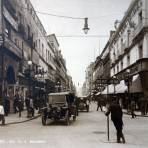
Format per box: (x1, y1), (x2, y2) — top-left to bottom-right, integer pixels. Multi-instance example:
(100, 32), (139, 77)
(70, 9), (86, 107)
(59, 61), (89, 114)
(132, 22), (143, 40)
(4, 37), (22, 58)
(4, 0), (17, 20)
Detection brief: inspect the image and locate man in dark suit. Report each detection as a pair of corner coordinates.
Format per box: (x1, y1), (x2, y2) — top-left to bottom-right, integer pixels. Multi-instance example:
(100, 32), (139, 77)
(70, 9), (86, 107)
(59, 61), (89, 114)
(105, 100), (125, 143)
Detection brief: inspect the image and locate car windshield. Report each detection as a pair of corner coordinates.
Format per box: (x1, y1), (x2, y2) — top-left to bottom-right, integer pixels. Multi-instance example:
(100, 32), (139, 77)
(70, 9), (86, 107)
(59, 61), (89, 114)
(48, 95), (66, 104)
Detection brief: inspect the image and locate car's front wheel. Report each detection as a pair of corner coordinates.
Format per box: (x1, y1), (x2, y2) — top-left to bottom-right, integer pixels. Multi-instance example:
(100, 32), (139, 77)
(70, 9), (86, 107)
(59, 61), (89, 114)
(65, 110), (69, 126)
(86, 105), (89, 112)
(42, 116), (47, 126)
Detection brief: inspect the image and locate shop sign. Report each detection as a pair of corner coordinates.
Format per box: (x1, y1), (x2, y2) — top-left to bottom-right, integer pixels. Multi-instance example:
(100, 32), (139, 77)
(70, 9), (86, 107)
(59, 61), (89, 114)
(96, 78), (120, 85)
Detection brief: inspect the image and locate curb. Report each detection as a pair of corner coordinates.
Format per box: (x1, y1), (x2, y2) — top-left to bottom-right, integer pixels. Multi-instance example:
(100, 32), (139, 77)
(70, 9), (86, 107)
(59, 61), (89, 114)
(123, 112), (148, 117)
(5, 114), (41, 125)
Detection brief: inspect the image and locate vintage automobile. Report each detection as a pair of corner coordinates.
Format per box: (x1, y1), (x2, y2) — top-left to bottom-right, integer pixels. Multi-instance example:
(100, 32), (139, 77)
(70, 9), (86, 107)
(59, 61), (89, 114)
(78, 96), (90, 112)
(41, 92), (77, 126)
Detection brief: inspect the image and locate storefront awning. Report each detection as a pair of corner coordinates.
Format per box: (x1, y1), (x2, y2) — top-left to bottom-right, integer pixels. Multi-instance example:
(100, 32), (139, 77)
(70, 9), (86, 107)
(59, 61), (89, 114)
(115, 80), (127, 94)
(130, 74), (142, 93)
(95, 92), (101, 96)
(102, 85), (115, 94)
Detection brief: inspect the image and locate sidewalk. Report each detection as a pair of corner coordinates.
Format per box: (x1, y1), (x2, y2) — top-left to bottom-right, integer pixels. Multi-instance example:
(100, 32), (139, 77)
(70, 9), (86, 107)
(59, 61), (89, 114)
(123, 109), (148, 117)
(4, 110), (40, 125)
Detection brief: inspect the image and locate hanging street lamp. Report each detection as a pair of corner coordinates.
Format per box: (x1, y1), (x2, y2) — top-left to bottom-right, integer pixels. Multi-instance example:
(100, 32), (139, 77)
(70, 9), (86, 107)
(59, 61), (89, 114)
(83, 18), (89, 34)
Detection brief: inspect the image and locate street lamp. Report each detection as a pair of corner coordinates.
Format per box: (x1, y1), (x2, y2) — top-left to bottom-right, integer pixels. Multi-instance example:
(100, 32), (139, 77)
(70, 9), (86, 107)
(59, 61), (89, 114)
(83, 18), (89, 34)
(124, 69), (132, 112)
(27, 60), (32, 96)
(28, 60), (32, 66)
(112, 76), (116, 95)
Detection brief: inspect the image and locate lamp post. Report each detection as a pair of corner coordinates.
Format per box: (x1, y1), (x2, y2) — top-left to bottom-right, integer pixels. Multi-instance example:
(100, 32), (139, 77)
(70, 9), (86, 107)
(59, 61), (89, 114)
(28, 60), (32, 96)
(56, 81), (60, 92)
(124, 69), (131, 112)
(112, 76), (116, 95)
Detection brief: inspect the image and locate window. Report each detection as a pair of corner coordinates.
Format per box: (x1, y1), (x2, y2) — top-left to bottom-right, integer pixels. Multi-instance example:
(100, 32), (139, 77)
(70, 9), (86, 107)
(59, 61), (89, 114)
(48, 51), (50, 61)
(22, 42), (24, 50)
(138, 11), (142, 23)
(38, 39), (40, 49)
(5, 20), (11, 39)
(46, 49), (48, 61)
(121, 61), (123, 70)
(42, 44), (44, 57)
(27, 25), (30, 39)
(117, 65), (119, 73)
(121, 38), (123, 47)
(35, 40), (37, 47)
(27, 3), (30, 11)
(127, 54), (130, 66)
(139, 45), (143, 59)
(113, 67), (115, 75)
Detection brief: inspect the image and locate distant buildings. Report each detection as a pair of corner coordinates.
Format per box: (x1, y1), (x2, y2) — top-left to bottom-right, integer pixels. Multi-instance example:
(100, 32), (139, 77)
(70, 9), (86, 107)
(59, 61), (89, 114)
(82, 62), (94, 96)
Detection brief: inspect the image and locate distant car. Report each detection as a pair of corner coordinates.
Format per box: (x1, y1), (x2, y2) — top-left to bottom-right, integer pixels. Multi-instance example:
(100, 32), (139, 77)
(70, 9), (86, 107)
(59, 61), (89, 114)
(41, 92), (77, 126)
(78, 97), (90, 112)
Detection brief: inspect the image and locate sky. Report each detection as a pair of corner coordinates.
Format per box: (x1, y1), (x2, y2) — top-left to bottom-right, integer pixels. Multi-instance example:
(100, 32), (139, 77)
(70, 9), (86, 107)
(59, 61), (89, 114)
(30, 0), (132, 88)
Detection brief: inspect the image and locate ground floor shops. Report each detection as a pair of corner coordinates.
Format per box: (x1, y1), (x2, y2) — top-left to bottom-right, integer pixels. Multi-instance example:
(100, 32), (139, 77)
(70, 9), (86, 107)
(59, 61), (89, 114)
(0, 49), (56, 114)
(95, 62), (148, 115)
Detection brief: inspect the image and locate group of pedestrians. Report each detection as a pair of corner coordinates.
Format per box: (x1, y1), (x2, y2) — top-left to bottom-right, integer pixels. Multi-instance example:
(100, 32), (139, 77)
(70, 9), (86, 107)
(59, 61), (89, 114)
(0, 88), (37, 125)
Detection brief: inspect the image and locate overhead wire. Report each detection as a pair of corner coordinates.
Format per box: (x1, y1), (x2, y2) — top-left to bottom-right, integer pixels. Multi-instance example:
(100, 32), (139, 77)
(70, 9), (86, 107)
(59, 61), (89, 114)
(19, 5), (124, 20)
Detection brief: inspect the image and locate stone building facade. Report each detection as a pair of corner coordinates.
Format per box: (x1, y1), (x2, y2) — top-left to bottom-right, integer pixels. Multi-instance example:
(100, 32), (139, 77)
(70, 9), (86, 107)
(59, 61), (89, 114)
(0, 0), (72, 112)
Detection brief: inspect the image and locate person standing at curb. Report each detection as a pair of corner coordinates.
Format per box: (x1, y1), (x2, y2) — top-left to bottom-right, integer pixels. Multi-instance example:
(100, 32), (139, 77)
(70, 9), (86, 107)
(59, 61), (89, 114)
(96, 98), (102, 111)
(25, 93), (30, 118)
(131, 100), (136, 118)
(15, 90), (22, 117)
(29, 97), (34, 118)
(105, 100), (125, 143)
(0, 102), (5, 125)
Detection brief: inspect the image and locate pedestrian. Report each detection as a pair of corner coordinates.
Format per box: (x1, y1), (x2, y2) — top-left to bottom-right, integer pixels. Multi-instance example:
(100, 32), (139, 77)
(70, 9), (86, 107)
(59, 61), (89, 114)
(105, 100), (125, 143)
(25, 94), (30, 118)
(0, 102), (5, 125)
(131, 100), (136, 118)
(13, 95), (18, 113)
(75, 97), (79, 116)
(15, 90), (22, 117)
(3, 90), (9, 116)
(29, 98), (34, 117)
(96, 98), (102, 111)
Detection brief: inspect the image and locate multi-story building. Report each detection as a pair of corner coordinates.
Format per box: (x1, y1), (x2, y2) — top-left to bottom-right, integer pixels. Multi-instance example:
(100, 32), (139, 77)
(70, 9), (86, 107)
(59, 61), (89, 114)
(83, 62), (94, 96)
(109, 0), (148, 110)
(48, 34), (69, 92)
(93, 41), (111, 95)
(0, 0), (71, 112)
(82, 82), (87, 96)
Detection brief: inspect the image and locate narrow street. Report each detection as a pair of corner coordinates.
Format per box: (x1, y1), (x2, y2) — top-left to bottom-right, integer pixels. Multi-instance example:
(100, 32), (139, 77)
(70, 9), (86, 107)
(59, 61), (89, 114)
(0, 103), (148, 148)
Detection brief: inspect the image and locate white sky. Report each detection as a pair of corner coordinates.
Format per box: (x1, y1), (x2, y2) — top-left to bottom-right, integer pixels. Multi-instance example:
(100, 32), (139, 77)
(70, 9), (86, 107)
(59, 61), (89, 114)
(30, 0), (132, 88)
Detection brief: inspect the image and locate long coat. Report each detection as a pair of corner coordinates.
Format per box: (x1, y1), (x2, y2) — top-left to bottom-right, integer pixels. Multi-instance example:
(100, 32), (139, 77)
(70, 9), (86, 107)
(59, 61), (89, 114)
(106, 103), (123, 130)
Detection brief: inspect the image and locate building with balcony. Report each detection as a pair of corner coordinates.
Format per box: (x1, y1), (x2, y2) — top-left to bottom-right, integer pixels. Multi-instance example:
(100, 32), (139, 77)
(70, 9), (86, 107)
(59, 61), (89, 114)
(83, 62), (94, 96)
(109, 0), (148, 110)
(48, 34), (69, 92)
(0, 0), (70, 112)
